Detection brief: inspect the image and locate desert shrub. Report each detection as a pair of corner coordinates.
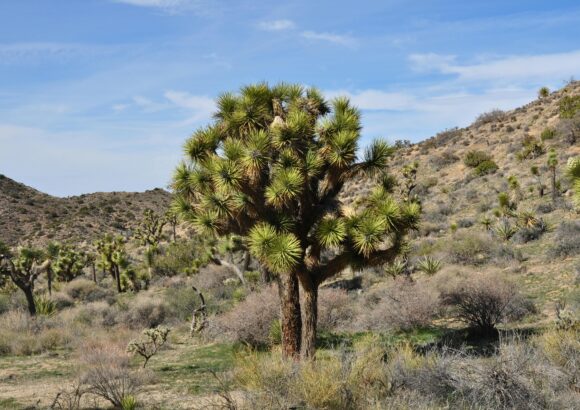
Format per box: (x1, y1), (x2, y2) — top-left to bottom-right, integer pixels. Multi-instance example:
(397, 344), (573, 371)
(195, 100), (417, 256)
(456, 218), (474, 228)
(65, 301), (118, 328)
(447, 232), (495, 265)
(559, 95), (580, 118)
(474, 109), (506, 126)
(51, 291), (75, 309)
(548, 221), (580, 258)
(516, 135), (545, 161)
(235, 339), (392, 409)
(474, 160), (498, 176)
(0, 293), (11, 315)
(464, 150), (492, 168)
(80, 341), (149, 408)
(63, 279), (113, 303)
(210, 285), (279, 347)
(430, 151), (460, 169)
(540, 127), (556, 141)
(153, 239), (202, 276)
(194, 264), (239, 300)
(122, 295), (168, 329)
(556, 111), (580, 145)
(441, 273), (534, 336)
(513, 220), (548, 243)
(317, 289), (354, 332)
(357, 280), (440, 332)
(536, 202), (554, 214)
(164, 285), (206, 320)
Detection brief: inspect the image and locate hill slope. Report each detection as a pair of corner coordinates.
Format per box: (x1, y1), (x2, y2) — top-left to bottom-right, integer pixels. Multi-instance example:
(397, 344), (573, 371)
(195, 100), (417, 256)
(0, 175), (171, 246)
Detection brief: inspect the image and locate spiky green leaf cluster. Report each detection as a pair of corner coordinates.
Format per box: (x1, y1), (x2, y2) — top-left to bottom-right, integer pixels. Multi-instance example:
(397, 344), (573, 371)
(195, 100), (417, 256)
(171, 82), (420, 281)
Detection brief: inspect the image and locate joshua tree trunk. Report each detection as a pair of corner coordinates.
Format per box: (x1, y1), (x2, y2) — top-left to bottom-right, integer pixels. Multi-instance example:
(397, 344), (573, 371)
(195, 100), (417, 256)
(260, 265), (272, 283)
(300, 278), (318, 360)
(23, 287), (36, 316)
(91, 263), (97, 283)
(278, 272), (302, 359)
(172, 224), (177, 242)
(114, 265), (122, 293)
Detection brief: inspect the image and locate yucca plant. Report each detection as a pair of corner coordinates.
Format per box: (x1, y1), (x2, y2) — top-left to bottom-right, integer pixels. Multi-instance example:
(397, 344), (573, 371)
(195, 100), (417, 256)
(34, 294), (57, 316)
(416, 256), (443, 275)
(494, 221), (518, 241)
(385, 259), (408, 277)
(480, 216), (493, 231)
(171, 83), (420, 359)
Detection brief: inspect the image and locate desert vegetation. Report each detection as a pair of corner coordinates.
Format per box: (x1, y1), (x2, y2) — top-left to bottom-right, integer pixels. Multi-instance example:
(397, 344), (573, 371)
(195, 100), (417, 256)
(1, 81), (579, 409)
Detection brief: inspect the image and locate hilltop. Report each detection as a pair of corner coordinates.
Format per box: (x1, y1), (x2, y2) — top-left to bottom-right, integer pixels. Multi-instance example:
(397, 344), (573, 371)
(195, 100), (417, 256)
(0, 175), (171, 247)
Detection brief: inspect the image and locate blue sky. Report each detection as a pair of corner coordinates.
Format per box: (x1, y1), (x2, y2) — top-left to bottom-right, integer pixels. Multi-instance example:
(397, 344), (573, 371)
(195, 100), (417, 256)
(1, 0), (579, 196)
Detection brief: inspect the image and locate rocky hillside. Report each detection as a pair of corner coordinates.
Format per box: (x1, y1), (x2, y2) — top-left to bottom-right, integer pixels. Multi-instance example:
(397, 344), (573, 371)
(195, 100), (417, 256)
(0, 175), (171, 247)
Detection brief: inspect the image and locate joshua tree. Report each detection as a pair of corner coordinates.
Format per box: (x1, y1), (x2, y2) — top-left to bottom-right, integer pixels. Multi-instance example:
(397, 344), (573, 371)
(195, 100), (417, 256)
(400, 161), (419, 203)
(95, 235), (127, 293)
(171, 82), (419, 359)
(53, 244), (88, 282)
(567, 156), (580, 210)
(165, 209), (179, 242)
(547, 148), (558, 203)
(0, 247), (49, 316)
(507, 175), (521, 204)
(134, 209), (167, 277)
(538, 86), (550, 99)
(530, 166), (544, 197)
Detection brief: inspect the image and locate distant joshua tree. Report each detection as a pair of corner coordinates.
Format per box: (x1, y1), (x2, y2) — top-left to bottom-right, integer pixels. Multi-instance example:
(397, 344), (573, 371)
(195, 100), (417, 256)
(134, 209), (167, 277)
(530, 166), (545, 197)
(547, 148), (559, 203)
(0, 247), (50, 316)
(171, 82), (420, 359)
(538, 86), (550, 99)
(95, 234), (128, 293)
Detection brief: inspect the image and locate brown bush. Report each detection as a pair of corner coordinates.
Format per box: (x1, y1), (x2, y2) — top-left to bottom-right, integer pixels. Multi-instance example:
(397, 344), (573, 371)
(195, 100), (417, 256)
(441, 273), (534, 336)
(121, 295), (168, 329)
(317, 288), (354, 332)
(80, 340), (150, 408)
(357, 279), (440, 332)
(209, 285), (279, 347)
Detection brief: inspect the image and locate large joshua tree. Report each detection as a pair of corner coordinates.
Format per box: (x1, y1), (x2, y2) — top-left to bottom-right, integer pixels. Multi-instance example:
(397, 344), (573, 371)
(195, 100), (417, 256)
(171, 83), (420, 359)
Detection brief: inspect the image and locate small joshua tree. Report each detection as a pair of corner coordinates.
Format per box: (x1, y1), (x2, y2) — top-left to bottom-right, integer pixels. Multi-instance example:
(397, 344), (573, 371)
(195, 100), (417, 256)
(165, 209), (179, 242)
(127, 326), (170, 368)
(53, 244), (88, 282)
(547, 148), (558, 203)
(134, 209), (167, 277)
(96, 235), (128, 293)
(0, 247), (48, 316)
(530, 166), (545, 197)
(538, 86), (550, 99)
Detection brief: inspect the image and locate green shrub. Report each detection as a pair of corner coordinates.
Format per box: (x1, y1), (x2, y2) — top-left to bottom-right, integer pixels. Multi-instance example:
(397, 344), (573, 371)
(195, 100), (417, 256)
(34, 294), (57, 316)
(540, 127), (555, 141)
(559, 95), (580, 118)
(474, 160), (498, 176)
(464, 150), (492, 168)
(416, 256), (443, 275)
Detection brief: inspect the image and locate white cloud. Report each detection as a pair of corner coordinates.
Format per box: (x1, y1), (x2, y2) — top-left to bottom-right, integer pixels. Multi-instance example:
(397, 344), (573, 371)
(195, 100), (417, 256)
(164, 90), (215, 123)
(408, 50), (580, 83)
(301, 31), (357, 47)
(257, 19), (295, 31)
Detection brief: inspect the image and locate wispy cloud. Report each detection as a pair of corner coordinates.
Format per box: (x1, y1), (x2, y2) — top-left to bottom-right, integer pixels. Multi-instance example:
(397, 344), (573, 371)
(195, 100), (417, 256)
(301, 31), (357, 47)
(257, 19), (295, 31)
(0, 42), (116, 64)
(409, 50), (580, 83)
(164, 90), (215, 123)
